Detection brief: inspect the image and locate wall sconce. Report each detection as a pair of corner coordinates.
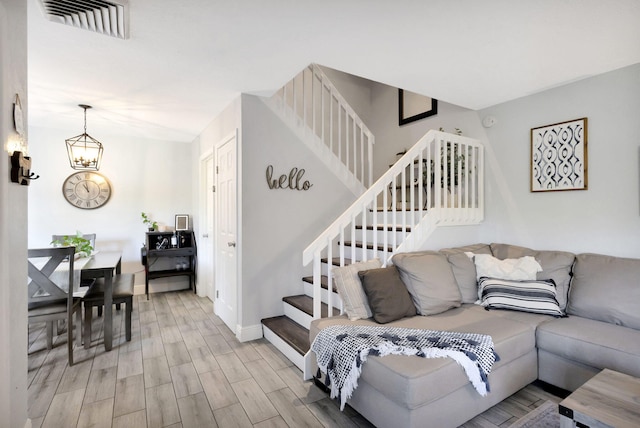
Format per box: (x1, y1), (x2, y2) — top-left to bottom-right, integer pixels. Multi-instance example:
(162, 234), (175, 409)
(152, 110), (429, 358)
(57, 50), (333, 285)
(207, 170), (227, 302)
(10, 151), (39, 185)
(7, 94), (37, 185)
(5, 133), (27, 156)
(66, 104), (104, 171)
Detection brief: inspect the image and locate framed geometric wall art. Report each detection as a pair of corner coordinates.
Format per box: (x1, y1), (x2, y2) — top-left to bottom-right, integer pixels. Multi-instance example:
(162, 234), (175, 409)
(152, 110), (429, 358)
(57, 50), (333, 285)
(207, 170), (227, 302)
(530, 118), (588, 192)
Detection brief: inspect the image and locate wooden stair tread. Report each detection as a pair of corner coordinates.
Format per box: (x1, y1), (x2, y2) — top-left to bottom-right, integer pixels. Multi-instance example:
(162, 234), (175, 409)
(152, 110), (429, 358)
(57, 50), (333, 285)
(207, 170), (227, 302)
(355, 225), (412, 232)
(284, 294), (339, 318)
(342, 241), (395, 252)
(370, 207), (428, 212)
(320, 257), (352, 267)
(302, 275), (337, 293)
(261, 316), (309, 355)
(390, 183), (426, 190)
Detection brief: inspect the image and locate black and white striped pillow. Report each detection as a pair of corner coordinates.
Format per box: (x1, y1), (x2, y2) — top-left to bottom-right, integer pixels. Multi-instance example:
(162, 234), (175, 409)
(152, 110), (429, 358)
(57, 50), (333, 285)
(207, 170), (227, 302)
(477, 277), (565, 317)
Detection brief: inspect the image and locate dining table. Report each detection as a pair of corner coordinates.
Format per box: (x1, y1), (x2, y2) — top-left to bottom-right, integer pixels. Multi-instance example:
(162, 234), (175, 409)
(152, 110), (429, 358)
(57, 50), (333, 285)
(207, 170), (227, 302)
(80, 251), (122, 351)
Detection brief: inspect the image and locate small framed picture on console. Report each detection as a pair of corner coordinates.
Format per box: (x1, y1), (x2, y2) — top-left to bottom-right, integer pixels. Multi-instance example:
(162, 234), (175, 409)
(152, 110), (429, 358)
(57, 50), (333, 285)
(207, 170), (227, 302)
(175, 214), (190, 231)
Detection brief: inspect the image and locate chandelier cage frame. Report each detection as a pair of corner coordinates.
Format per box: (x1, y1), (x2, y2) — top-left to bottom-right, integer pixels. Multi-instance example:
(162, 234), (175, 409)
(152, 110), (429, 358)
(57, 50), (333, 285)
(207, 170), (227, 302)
(65, 104), (104, 171)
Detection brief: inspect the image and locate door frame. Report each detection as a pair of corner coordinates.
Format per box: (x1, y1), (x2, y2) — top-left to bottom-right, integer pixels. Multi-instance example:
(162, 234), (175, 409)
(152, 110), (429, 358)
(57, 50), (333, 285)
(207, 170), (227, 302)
(214, 130), (241, 335)
(198, 148), (214, 300)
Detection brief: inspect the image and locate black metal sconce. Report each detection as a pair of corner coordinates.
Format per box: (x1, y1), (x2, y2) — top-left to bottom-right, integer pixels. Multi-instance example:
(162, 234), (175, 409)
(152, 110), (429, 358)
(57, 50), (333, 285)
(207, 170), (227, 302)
(10, 151), (39, 185)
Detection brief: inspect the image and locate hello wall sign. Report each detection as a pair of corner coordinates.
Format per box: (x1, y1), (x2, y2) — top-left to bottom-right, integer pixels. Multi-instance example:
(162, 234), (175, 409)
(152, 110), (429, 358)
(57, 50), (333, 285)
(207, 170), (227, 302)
(266, 165), (313, 191)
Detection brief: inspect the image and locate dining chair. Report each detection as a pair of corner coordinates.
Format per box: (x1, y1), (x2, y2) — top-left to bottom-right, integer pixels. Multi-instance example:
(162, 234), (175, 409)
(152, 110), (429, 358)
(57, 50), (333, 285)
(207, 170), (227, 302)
(51, 233), (97, 330)
(82, 273), (135, 346)
(28, 246), (83, 366)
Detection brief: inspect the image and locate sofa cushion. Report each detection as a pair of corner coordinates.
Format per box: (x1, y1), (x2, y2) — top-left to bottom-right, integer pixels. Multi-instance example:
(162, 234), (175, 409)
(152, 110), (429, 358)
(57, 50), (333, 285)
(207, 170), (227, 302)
(310, 305), (536, 410)
(478, 277), (564, 317)
(332, 258), (381, 320)
(359, 266), (416, 324)
(490, 243), (575, 311)
(392, 251), (462, 315)
(567, 253), (640, 329)
(536, 316), (640, 379)
(440, 243), (492, 303)
(470, 253), (542, 282)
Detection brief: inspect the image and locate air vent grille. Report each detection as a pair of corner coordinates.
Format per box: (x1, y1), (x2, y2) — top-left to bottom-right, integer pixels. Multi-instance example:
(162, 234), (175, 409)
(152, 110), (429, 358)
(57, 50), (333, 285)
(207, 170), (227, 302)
(39, 0), (129, 39)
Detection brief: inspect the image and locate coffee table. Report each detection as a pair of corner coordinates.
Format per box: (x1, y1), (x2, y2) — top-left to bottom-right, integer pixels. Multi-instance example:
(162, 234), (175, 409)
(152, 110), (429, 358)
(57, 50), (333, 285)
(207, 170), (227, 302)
(559, 368), (640, 428)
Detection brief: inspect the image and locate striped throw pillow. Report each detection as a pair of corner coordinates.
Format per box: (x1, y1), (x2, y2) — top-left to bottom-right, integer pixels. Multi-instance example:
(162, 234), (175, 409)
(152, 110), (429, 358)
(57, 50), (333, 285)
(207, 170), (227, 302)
(477, 277), (564, 317)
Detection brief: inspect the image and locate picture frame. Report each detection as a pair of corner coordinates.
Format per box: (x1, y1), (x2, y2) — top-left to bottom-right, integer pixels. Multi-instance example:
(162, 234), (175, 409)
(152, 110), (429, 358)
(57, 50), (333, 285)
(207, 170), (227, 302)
(530, 118), (588, 192)
(398, 89), (438, 126)
(175, 214), (190, 231)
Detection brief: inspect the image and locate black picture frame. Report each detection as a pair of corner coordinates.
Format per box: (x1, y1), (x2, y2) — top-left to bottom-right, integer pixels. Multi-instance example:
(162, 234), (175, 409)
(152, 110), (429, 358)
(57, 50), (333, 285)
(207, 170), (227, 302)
(530, 118), (588, 192)
(175, 214), (189, 231)
(398, 89), (438, 126)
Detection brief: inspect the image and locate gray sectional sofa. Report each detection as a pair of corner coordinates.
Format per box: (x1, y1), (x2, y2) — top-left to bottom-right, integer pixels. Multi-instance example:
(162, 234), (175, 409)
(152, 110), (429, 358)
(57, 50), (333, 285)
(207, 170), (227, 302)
(309, 243), (640, 428)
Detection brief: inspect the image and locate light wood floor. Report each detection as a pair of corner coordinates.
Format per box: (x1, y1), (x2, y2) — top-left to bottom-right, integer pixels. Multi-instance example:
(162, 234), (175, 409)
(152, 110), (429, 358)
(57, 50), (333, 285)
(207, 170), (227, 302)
(27, 290), (563, 428)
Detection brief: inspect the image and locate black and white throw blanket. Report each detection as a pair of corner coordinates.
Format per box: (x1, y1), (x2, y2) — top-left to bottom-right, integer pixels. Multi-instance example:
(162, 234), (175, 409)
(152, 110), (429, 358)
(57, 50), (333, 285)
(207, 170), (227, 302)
(311, 325), (500, 410)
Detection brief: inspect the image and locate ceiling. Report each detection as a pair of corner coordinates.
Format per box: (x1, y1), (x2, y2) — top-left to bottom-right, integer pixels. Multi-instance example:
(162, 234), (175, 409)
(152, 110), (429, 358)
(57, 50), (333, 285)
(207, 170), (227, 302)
(27, 0), (640, 143)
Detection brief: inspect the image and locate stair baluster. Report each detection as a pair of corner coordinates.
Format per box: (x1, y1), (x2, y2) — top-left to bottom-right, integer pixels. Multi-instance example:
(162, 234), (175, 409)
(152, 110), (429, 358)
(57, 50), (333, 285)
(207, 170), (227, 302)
(268, 64), (375, 195)
(303, 130), (484, 321)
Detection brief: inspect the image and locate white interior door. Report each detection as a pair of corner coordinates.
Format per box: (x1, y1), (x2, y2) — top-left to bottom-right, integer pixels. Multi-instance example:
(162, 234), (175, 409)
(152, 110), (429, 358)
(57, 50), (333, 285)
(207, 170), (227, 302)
(215, 133), (238, 332)
(199, 153), (215, 299)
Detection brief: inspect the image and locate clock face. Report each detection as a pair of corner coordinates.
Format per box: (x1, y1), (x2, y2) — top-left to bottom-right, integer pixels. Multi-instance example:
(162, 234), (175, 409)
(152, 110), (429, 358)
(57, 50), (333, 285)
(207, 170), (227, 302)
(62, 172), (112, 209)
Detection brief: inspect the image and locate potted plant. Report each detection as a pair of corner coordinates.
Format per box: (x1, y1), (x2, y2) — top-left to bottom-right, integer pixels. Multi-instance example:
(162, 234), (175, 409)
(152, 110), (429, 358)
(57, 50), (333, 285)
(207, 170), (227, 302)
(51, 232), (94, 258)
(141, 212), (158, 231)
(425, 128), (468, 188)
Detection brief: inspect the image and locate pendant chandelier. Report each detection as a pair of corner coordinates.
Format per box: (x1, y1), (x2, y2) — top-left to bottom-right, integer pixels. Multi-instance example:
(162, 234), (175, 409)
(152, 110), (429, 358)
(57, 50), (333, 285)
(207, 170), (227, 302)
(65, 104), (104, 171)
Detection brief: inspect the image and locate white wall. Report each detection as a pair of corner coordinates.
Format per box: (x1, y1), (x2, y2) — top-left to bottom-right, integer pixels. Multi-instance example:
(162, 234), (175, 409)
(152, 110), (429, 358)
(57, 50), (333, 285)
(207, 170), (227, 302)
(0, 0), (28, 425)
(27, 126), (194, 291)
(315, 65), (640, 259)
(478, 63), (640, 257)
(194, 94), (355, 336)
(319, 65), (374, 126)
(240, 94), (355, 331)
(368, 80), (487, 181)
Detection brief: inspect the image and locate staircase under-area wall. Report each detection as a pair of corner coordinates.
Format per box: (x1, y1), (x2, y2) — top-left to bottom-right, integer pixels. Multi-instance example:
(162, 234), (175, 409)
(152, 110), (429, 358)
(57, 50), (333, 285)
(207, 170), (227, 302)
(262, 124), (484, 378)
(265, 63), (375, 196)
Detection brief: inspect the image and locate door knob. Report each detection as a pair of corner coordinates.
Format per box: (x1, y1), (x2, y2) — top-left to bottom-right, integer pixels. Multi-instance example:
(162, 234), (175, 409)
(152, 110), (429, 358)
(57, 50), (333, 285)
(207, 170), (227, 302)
(228, 242), (236, 247)
(202, 233), (209, 238)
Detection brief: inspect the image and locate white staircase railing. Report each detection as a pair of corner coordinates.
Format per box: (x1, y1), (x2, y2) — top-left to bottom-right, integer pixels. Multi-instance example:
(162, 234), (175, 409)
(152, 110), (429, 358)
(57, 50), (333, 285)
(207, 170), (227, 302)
(302, 130), (484, 320)
(271, 64), (375, 191)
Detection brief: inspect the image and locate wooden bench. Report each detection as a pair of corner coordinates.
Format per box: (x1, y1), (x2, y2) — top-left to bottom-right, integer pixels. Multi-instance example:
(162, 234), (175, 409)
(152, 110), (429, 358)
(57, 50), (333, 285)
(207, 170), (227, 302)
(83, 273), (134, 348)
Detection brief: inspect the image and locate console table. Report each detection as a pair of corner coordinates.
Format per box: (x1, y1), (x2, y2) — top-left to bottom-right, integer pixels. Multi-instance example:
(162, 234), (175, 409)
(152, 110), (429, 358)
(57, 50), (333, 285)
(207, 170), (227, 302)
(142, 231), (197, 299)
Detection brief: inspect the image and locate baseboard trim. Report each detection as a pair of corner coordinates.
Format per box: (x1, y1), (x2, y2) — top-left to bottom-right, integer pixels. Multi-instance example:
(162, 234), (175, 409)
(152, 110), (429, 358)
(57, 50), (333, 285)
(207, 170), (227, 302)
(236, 323), (263, 342)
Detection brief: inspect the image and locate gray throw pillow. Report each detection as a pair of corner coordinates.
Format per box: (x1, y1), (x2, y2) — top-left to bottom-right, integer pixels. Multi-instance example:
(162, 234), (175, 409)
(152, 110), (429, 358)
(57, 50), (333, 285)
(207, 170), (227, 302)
(332, 259), (382, 320)
(490, 243), (575, 311)
(358, 266), (416, 324)
(440, 243), (492, 303)
(391, 251), (462, 315)
(567, 253), (640, 329)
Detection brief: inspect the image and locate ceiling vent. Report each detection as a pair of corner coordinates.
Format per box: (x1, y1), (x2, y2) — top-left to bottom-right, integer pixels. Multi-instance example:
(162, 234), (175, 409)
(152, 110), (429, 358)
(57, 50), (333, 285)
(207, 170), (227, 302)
(38, 0), (129, 39)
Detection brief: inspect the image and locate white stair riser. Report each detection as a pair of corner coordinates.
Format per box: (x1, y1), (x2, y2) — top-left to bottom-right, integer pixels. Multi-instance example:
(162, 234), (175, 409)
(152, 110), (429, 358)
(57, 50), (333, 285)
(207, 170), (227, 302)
(303, 281), (342, 309)
(262, 325), (305, 371)
(342, 246), (394, 261)
(354, 228), (409, 244)
(365, 210), (422, 224)
(319, 248), (392, 271)
(283, 301), (312, 330)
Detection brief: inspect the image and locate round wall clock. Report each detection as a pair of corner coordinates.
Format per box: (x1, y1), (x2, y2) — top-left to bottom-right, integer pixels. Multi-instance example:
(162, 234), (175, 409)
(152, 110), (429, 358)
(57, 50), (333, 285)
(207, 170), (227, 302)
(62, 171), (112, 209)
